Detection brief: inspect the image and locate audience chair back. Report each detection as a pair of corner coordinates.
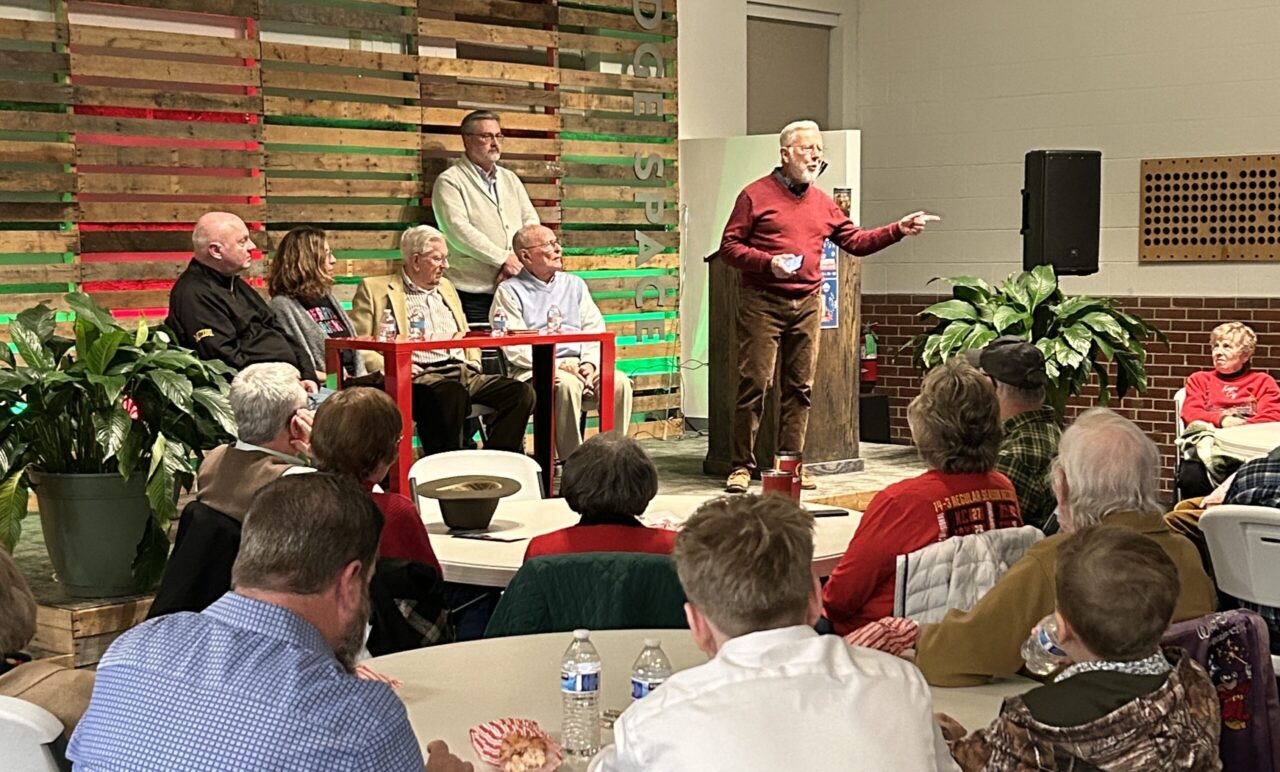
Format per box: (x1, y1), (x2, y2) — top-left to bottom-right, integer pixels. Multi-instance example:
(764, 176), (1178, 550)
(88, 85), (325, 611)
(484, 552), (687, 638)
(408, 449), (543, 519)
(1164, 609), (1280, 771)
(1174, 387), (1189, 499)
(1201, 505), (1280, 609)
(0, 695), (63, 772)
(893, 525), (1043, 623)
(147, 500), (242, 619)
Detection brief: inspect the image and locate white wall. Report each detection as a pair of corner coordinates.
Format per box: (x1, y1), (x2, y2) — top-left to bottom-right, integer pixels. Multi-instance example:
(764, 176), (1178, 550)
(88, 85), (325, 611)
(855, 0), (1280, 298)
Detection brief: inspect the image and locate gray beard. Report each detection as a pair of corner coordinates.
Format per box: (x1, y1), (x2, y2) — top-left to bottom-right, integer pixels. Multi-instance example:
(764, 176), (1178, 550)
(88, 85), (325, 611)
(334, 591), (372, 674)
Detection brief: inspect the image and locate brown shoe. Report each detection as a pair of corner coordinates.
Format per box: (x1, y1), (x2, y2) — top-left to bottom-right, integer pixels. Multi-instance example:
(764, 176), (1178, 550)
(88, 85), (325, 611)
(799, 465), (817, 490)
(725, 467), (750, 494)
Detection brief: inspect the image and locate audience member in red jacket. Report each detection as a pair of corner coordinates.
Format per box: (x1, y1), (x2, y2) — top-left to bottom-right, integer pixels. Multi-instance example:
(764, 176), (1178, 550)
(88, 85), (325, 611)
(822, 358), (1023, 636)
(1178, 322), (1280, 497)
(310, 387), (441, 576)
(524, 434), (676, 560)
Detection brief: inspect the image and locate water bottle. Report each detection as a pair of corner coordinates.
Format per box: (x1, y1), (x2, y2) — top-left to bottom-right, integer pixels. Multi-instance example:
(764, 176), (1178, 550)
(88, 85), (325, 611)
(1020, 614), (1069, 676)
(377, 308), (397, 342)
(560, 629), (601, 758)
(491, 308), (508, 337)
(630, 638), (672, 700)
(407, 306), (426, 341)
(546, 304), (563, 334)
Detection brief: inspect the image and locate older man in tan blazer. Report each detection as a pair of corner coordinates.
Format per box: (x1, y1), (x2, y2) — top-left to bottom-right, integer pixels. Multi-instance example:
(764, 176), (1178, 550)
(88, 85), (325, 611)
(350, 225), (534, 454)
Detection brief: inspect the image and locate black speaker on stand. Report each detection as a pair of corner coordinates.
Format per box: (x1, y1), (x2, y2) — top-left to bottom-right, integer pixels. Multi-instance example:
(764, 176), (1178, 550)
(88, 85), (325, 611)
(1021, 150), (1101, 276)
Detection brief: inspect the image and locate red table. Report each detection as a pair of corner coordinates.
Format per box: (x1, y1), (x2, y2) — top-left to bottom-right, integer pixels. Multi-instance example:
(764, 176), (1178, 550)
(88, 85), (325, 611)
(325, 331), (617, 496)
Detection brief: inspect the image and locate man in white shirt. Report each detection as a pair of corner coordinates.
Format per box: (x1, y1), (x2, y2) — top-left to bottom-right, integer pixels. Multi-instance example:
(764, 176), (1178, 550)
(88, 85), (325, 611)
(432, 111), (540, 324)
(590, 494), (958, 772)
(490, 224), (633, 459)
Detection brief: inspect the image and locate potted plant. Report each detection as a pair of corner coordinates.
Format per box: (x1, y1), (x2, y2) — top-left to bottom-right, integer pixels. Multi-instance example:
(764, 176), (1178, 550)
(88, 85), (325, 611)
(910, 264), (1168, 414)
(0, 292), (236, 598)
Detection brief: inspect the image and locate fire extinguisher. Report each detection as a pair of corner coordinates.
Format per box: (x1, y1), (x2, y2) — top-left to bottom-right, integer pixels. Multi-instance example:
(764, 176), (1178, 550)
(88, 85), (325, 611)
(860, 322), (879, 393)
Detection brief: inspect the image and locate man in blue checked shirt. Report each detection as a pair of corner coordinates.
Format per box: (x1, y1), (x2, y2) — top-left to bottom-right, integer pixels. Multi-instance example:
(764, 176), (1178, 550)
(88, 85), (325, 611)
(68, 474), (471, 772)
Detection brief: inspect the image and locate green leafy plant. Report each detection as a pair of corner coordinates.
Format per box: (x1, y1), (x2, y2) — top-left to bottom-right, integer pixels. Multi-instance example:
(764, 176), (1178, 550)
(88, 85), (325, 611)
(910, 264), (1168, 414)
(0, 292), (236, 586)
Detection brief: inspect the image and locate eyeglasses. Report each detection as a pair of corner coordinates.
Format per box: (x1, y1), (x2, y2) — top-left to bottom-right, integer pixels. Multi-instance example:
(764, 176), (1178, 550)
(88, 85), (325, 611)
(528, 239), (560, 251)
(465, 132), (504, 142)
(787, 144), (824, 157)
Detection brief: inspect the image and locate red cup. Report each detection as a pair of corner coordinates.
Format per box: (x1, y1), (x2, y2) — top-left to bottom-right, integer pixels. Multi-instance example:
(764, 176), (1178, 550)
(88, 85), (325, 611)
(761, 470), (793, 498)
(775, 453), (802, 502)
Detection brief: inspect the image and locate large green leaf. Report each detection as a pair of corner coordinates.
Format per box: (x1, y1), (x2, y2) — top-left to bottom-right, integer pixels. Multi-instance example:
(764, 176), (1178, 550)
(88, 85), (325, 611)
(937, 321), (974, 361)
(1001, 276), (1032, 311)
(1092, 360), (1111, 407)
(116, 421), (146, 480)
(8, 319), (53, 370)
(65, 292), (121, 333)
(920, 299), (980, 322)
(83, 330), (129, 376)
(1062, 323), (1094, 357)
(1054, 338), (1085, 370)
(134, 318), (149, 347)
(0, 341), (12, 368)
(1026, 264), (1058, 309)
(192, 387), (237, 438)
(1080, 311), (1128, 342)
(992, 305), (1027, 333)
(1053, 295), (1107, 321)
(0, 470), (29, 552)
(14, 304), (55, 342)
(145, 460), (176, 528)
(149, 369), (194, 412)
(87, 374), (127, 406)
(930, 275), (993, 305)
(94, 407), (133, 460)
(0, 437), (26, 478)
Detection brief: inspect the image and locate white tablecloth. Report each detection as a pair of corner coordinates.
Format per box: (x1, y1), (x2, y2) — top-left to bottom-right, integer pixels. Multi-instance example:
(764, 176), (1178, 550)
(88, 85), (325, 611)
(424, 494), (861, 586)
(369, 629), (1031, 768)
(1216, 422), (1280, 461)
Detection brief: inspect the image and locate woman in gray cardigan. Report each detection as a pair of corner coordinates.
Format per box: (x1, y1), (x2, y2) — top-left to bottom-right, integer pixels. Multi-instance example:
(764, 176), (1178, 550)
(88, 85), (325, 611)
(266, 226), (366, 381)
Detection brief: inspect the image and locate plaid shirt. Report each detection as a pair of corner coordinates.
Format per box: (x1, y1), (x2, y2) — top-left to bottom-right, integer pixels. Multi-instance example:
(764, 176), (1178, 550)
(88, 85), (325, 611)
(996, 406), (1061, 532)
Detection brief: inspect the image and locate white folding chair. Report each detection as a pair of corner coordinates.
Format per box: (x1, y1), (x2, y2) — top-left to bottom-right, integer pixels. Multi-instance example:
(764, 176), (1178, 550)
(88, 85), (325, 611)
(407, 449), (543, 519)
(0, 695), (63, 772)
(1174, 386), (1188, 500)
(1200, 504), (1280, 671)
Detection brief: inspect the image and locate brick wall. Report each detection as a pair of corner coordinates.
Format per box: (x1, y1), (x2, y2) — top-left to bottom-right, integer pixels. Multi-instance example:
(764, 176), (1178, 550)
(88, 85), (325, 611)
(861, 294), (1280, 500)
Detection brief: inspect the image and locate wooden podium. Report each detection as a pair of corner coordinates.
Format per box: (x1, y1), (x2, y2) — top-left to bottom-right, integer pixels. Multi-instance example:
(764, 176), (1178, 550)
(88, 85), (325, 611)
(704, 253), (863, 477)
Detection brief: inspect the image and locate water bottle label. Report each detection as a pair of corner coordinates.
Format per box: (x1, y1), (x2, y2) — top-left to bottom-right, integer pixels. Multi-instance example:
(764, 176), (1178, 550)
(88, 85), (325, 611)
(1037, 627), (1067, 658)
(631, 677), (664, 699)
(561, 669), (600, 693)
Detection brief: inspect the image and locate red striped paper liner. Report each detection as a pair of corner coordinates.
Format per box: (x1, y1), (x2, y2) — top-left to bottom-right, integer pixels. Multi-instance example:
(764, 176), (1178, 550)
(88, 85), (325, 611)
(468, 717), (563, 770)
(843, 617), (920, 655)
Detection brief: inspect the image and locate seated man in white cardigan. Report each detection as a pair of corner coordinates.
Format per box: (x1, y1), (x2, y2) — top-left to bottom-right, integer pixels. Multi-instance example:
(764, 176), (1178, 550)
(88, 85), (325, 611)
(432, 109), (540, 324)
(491, 224), (634, 459)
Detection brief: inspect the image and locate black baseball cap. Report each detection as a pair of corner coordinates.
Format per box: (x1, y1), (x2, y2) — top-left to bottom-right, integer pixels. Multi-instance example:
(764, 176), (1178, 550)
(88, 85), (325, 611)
(965, 336), (1047, 390)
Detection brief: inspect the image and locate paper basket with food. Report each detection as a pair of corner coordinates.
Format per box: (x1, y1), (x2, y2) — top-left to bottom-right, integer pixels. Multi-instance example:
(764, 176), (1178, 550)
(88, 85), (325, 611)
(469, 717), (563, 772)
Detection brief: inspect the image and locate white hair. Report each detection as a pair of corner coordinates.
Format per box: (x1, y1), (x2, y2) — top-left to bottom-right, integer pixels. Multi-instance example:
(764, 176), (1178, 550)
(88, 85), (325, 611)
(1051, 407), (1161, 530)
(779, 120), (821, 147)
(399, 225), (447, 262)
(230, 363), (306, 444)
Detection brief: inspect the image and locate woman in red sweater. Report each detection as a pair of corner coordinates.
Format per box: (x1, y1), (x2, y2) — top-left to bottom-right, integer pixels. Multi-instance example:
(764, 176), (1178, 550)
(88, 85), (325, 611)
(524, 434), (676, 560)
(822, 358), (1023, 636)
(310, 387), (442, 577)
(1178, 322), (1280, 496)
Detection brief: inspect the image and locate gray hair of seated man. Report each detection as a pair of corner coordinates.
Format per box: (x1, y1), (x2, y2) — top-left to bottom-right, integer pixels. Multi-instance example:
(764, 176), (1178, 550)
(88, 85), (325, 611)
(1051, 407), (1161, 530)
(230, 362), (307, 445)
(399, 224), (447, 263)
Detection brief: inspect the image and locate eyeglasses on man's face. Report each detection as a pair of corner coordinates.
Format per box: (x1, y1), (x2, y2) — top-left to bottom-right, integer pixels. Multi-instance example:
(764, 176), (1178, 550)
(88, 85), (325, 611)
(466, 132), (504, 142)
(787, 144), (824, 157)
(529, 239), (560, 252)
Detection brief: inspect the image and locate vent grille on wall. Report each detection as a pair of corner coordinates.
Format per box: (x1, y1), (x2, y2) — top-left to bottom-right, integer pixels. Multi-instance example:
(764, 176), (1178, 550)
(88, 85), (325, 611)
(1139, 154), (1280, 262)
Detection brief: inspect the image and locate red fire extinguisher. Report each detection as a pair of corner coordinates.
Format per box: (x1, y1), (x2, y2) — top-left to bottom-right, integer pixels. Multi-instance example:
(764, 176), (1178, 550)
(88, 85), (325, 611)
(860, 322), (879, 393)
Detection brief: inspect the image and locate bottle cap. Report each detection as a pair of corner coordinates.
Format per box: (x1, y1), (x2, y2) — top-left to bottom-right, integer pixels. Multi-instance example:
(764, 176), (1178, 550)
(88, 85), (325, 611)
(643, 638), (660, 648)
(573, 629), (590, 640)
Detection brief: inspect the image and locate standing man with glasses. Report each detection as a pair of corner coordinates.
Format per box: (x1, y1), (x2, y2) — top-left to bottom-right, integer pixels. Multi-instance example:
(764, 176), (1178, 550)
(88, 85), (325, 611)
(431, 110), (541, 324)
(719, 120), (935, 493)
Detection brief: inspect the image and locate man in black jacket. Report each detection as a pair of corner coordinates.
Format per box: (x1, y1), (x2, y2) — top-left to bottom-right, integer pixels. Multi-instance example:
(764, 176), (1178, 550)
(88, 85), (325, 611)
(167, 211), (317, 389)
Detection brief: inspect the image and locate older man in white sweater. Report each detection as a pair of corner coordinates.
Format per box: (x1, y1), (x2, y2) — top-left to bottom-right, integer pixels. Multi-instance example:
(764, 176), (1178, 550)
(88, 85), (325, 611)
(431, 110), (540, 323)
(491, 224), (634, 459)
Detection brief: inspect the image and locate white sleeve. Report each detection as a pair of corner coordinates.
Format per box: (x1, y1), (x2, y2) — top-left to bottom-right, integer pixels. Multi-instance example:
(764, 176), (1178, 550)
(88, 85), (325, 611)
(431, 173), (508, 268)
(491, 283), (533, 372)
(579, 287), (605, 370)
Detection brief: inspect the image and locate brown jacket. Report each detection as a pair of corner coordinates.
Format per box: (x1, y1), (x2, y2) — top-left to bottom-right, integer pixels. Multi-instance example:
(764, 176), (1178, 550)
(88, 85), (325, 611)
(917, 510), (1217, 686)
(348, 272), (480, 374)
(196, 444), (300, 522)
(0, 660), (95, 740)
(949, 649), (1222, 771)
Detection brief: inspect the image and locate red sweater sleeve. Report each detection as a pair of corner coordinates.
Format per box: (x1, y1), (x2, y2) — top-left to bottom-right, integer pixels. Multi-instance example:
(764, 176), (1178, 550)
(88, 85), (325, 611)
(1247, 373), (1280, 423)
(821, 494), (900, 635)
(718, 189), (774, 273)
(376, 494), (442, 577)
(1180, 371), (1219, 427)
(830, 216), (904, 257)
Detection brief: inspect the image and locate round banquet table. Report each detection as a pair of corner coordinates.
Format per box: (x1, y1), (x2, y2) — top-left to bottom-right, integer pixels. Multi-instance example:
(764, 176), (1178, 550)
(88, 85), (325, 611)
(424, 494), (861, 587)
(1216, 422), (1280, 461)
(368, 628), (1033, 769)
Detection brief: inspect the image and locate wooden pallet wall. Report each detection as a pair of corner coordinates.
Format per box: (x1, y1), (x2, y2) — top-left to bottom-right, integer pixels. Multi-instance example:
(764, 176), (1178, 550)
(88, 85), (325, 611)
(0, 0), (680, 433)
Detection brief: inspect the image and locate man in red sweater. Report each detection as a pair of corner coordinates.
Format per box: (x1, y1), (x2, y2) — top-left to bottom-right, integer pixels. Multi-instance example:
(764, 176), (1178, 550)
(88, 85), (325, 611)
(719, 120), (934, 492)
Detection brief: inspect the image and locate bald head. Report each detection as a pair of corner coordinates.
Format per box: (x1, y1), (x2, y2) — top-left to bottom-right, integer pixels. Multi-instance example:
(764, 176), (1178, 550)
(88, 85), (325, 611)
(193, 212), (254, 276)
(513, 224), (562, 282)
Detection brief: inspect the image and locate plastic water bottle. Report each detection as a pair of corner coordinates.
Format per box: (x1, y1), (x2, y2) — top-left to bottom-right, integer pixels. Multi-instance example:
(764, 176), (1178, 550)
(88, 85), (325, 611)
(630, 638), (672, 700)
(560, 629), (602, 758)
(1020, 615), (1069, 676)
(491, 308), (508, 337)
(377, 308), (397, 341)
(407, 306), (426, 341)
(546, 304), (563, 334)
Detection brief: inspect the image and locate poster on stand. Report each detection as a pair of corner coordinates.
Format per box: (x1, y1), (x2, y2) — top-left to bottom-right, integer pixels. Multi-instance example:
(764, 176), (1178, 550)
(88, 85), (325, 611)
(820, 238), (839, 330)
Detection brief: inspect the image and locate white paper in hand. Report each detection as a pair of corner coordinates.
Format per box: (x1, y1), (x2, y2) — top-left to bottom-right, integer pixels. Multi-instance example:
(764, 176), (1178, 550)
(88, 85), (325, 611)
(781, 254), (803, 272)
